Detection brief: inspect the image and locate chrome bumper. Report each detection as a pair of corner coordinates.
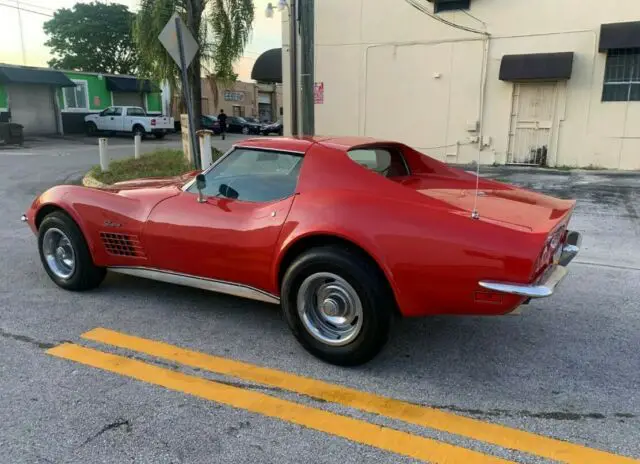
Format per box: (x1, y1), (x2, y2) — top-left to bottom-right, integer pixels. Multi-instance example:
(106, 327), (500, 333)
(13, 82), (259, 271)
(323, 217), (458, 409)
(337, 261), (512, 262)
(479, 231), (582, 299)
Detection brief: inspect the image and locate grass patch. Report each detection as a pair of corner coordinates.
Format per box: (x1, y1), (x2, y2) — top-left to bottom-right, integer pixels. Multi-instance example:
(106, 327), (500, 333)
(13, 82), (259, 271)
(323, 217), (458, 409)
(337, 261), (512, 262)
(90, 149), (191, 185)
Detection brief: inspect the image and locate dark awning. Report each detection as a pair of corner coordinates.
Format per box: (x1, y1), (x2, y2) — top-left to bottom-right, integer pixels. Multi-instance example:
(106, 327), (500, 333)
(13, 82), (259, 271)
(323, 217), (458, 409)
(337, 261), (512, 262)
(251, 48), (282, 83)
(599, 21), (640, 52)
(105, 76), (158, 93)
(499, 52), (574, 81)
(0, 65), (75, 87)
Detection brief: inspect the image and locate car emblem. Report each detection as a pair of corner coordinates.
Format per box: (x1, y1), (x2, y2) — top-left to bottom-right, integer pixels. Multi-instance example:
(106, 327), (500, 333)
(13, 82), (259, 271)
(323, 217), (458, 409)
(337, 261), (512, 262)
(104, 220), (122, 228)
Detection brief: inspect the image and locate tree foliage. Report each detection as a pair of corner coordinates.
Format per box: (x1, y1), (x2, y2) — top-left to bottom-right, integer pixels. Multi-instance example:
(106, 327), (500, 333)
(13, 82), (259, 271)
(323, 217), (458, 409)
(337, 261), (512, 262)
(44, 2), (139, 75)
(134, 0), (254, 121)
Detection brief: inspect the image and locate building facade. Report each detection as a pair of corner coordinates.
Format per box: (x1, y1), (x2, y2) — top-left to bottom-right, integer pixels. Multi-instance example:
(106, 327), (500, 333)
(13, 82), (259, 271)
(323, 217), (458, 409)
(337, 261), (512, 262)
(283, 0), (640, 169)
(0, 64), (163, 136)
(198, 78), (283, 122)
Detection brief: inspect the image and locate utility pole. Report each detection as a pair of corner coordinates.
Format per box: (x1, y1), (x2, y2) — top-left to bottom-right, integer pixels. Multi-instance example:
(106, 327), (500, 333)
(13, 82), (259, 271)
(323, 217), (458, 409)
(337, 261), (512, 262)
(298, 0), (314, 136)
(16, 0), (27, 64)
(289, 0), (299, 136)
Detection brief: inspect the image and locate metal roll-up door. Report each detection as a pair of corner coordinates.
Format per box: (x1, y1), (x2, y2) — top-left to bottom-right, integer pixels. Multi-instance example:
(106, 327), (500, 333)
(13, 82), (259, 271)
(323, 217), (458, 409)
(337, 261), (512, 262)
(112, 92), (145, 108)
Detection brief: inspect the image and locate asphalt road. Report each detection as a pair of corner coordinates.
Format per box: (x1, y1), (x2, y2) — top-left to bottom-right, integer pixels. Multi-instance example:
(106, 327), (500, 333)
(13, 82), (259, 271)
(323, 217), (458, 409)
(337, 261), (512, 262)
(0, 142), (639, 464)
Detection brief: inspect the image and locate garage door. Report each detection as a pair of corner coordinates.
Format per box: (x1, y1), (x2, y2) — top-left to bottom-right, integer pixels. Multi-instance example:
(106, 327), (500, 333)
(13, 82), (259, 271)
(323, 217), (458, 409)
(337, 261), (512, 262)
(7, 84), (58, 135)
(112, 92), (145, 108)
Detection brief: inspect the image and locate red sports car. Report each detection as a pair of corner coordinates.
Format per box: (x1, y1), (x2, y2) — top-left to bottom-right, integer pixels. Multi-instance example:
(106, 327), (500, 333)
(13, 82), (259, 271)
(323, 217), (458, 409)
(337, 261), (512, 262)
(22, 136), (581, 365)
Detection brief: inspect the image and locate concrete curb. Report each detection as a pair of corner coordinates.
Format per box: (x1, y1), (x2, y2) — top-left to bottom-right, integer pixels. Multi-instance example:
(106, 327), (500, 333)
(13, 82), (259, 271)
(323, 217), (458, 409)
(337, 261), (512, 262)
(82, 172), (108, 189)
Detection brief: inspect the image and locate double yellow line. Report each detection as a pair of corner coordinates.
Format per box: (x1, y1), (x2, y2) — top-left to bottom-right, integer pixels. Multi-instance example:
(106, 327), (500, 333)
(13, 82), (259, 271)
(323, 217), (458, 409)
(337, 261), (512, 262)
(48, 328), (638, 464)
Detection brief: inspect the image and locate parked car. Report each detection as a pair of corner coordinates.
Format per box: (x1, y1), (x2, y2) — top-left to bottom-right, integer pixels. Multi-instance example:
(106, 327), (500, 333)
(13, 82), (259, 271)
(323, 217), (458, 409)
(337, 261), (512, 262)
(201, 115), (221, 134)
(244, 117), (261, 125)
(22, 136), (581, 366)
(85, 106), (174, 139)
(226, 116), (261, 135)
(260, 120), (283, 136)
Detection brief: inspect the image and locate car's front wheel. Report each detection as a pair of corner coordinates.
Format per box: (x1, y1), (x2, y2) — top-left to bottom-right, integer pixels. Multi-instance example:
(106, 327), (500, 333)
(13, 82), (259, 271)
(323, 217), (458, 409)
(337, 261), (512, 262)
(85, 122), (98, 136)
(38, 211), (106, 291)
(281, 245), (394, 366)
(241, 126), (250, 135)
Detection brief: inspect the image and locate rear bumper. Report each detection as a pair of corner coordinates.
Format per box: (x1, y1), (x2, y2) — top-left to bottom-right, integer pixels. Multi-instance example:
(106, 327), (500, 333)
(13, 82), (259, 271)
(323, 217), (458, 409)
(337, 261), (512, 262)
(479, 231), (582, 299)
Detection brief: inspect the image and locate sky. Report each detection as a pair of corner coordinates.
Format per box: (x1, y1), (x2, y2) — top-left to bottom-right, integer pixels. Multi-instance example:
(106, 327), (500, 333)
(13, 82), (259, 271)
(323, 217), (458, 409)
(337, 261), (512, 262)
(0, 0), (282, 81)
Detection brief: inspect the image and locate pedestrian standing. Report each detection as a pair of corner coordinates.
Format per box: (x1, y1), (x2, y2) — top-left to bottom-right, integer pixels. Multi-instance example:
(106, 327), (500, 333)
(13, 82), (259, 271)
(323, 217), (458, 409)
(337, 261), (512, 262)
(218, 109), (227, 140)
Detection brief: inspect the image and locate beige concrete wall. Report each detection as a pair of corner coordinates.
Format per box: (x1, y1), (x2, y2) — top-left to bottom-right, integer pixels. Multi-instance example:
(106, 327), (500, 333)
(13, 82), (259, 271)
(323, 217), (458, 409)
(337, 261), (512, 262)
(285, 0), (640, 169)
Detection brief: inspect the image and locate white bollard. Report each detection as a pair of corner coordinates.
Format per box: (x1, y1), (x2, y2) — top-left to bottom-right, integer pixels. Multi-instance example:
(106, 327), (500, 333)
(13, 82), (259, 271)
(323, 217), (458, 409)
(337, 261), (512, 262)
(99, 138), (109, 171)
(199, 131), (213, 168)
(134, 134), (142, 159)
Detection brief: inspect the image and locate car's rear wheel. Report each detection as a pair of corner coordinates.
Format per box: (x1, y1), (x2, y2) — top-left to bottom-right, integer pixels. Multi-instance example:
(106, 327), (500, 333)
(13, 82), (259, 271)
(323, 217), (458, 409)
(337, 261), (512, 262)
(242, 126), (250, 135)
(281, 245), (394, 366)
(133, 125), (146, 140)
(38, 211), (106, 291)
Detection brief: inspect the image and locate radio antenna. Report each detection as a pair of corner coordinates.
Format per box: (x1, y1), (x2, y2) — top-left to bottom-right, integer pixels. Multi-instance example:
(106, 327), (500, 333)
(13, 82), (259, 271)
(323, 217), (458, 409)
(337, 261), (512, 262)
(471, 35), (491, 220)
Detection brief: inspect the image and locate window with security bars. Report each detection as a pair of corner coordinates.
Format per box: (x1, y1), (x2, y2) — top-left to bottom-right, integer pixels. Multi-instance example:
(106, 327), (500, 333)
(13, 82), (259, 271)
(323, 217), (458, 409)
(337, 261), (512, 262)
(434, 0), (471, 13)
(602, 48), (640, 102)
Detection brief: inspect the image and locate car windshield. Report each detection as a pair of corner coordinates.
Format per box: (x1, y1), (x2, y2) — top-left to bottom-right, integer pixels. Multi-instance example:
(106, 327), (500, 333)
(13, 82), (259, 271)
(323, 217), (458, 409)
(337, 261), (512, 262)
(236, 117), (247, 123)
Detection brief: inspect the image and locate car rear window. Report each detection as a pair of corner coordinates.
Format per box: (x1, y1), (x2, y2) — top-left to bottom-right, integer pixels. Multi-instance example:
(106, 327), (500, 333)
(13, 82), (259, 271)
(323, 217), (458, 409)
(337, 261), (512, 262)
(347, 147), (409, 177)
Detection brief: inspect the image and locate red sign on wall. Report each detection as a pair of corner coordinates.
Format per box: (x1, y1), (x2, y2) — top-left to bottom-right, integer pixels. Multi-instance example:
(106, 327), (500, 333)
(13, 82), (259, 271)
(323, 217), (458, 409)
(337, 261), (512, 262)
(314, 82), (324, 104)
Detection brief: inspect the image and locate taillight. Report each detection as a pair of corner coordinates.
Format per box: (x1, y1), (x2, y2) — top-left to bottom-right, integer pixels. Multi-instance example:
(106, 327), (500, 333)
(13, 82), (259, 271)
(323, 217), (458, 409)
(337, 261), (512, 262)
(151, 119), (156, 126)
(534, 225), (567, 275)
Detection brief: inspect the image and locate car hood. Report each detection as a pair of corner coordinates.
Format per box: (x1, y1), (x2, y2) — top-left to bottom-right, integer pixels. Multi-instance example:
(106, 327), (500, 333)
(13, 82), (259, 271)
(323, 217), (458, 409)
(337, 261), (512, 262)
(104, 171), (198, 192)
(395, 174), (576, 233)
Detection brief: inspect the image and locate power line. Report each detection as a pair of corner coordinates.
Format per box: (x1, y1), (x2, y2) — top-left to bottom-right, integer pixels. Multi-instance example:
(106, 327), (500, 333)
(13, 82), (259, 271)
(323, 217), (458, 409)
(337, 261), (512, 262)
(0, 1), (53, 17)
(5, 0), (55, 12)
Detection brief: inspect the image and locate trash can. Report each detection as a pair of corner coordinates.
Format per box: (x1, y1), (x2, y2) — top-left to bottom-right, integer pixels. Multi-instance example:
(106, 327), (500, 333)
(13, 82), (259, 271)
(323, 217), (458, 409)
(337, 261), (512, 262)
(0, 122), (24, 146)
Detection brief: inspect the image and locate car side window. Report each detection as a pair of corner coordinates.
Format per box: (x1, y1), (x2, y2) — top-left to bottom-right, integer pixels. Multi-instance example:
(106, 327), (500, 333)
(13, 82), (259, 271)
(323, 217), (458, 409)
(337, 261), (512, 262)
(127, 107), (145, 116)
(347, 147), (409, 177)
(101, 107), (115, 116)
(113, 107), (122, 116)
(188, 148), (303, 203)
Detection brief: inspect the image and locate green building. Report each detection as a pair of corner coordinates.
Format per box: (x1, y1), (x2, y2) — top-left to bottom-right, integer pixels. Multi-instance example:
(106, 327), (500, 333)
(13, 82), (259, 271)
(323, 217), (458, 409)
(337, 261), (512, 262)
(0, 63), (164, 136)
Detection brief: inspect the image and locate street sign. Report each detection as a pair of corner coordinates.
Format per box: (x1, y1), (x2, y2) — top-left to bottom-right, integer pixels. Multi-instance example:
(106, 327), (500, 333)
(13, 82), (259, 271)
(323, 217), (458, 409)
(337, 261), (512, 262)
(158, 13), (198, 71)
(158, 12), (201, 169)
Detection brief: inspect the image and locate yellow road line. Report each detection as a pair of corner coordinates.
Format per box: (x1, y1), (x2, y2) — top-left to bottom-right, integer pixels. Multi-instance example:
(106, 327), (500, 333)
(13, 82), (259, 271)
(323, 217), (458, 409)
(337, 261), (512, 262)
(48, 343), (512, 464)
(82, 327), (640, 464)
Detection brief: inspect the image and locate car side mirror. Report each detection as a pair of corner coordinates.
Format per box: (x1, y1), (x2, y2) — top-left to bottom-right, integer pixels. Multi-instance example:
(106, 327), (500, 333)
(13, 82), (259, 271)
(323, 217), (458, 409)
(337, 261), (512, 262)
(196, 174), (206, 203)
(219, 183), (239, 200)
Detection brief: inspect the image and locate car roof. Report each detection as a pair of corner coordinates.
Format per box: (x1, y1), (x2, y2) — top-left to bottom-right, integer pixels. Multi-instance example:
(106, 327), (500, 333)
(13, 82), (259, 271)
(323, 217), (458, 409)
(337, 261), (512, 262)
(236, 136), (395, 154)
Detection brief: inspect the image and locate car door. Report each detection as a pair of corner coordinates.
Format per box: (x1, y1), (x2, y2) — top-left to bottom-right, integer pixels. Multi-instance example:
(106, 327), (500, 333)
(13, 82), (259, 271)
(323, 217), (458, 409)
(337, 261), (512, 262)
(124, 107), (145, 131)
(106, 107), (123, 131)
(142, 147), (304, 295)
(94, 107), (113, 131)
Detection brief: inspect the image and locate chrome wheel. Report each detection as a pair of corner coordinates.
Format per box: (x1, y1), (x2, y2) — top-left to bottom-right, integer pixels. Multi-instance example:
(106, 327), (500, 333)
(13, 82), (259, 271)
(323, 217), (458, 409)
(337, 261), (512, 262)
(41, 227), (76, 279)
(242, 126), (249, 135)
(297, 272), (363, 346)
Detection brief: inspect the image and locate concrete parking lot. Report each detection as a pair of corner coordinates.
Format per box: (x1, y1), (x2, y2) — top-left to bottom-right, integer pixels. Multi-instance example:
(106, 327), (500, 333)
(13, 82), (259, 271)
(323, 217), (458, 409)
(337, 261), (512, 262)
(0, 144), (638, 463)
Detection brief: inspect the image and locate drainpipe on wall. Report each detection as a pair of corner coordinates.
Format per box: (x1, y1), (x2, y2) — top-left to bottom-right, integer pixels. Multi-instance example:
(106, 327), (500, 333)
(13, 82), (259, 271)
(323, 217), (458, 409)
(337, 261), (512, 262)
(299, 0), (314, 136)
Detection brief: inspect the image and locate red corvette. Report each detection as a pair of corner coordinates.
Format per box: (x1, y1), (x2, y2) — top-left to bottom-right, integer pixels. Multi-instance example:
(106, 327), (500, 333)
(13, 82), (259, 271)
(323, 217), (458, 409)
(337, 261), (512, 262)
(23, 136), (581, 365)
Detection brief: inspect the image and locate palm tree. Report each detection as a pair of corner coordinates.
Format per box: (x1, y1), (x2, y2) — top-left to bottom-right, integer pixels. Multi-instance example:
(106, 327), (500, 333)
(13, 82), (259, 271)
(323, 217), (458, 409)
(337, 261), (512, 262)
(134, 0), (254, 126)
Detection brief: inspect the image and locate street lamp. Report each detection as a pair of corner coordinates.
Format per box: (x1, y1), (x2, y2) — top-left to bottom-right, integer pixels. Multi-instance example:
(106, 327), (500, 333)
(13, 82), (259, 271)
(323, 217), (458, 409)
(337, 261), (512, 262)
(265, 0), (298, 136)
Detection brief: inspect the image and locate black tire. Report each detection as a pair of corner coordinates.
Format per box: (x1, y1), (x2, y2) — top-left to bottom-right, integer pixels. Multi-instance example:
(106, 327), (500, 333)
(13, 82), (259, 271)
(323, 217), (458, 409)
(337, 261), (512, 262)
(241, 126), (250, 135)
(132, 125), (146, 140)
(281, 245), (394, 366)
(85, 122), (98, 136)
(38, 211), (106, 291)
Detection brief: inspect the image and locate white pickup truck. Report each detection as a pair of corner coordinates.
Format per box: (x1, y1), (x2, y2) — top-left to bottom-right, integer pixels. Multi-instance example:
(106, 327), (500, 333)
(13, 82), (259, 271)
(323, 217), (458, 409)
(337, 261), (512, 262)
(84, 106), (174, 139)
